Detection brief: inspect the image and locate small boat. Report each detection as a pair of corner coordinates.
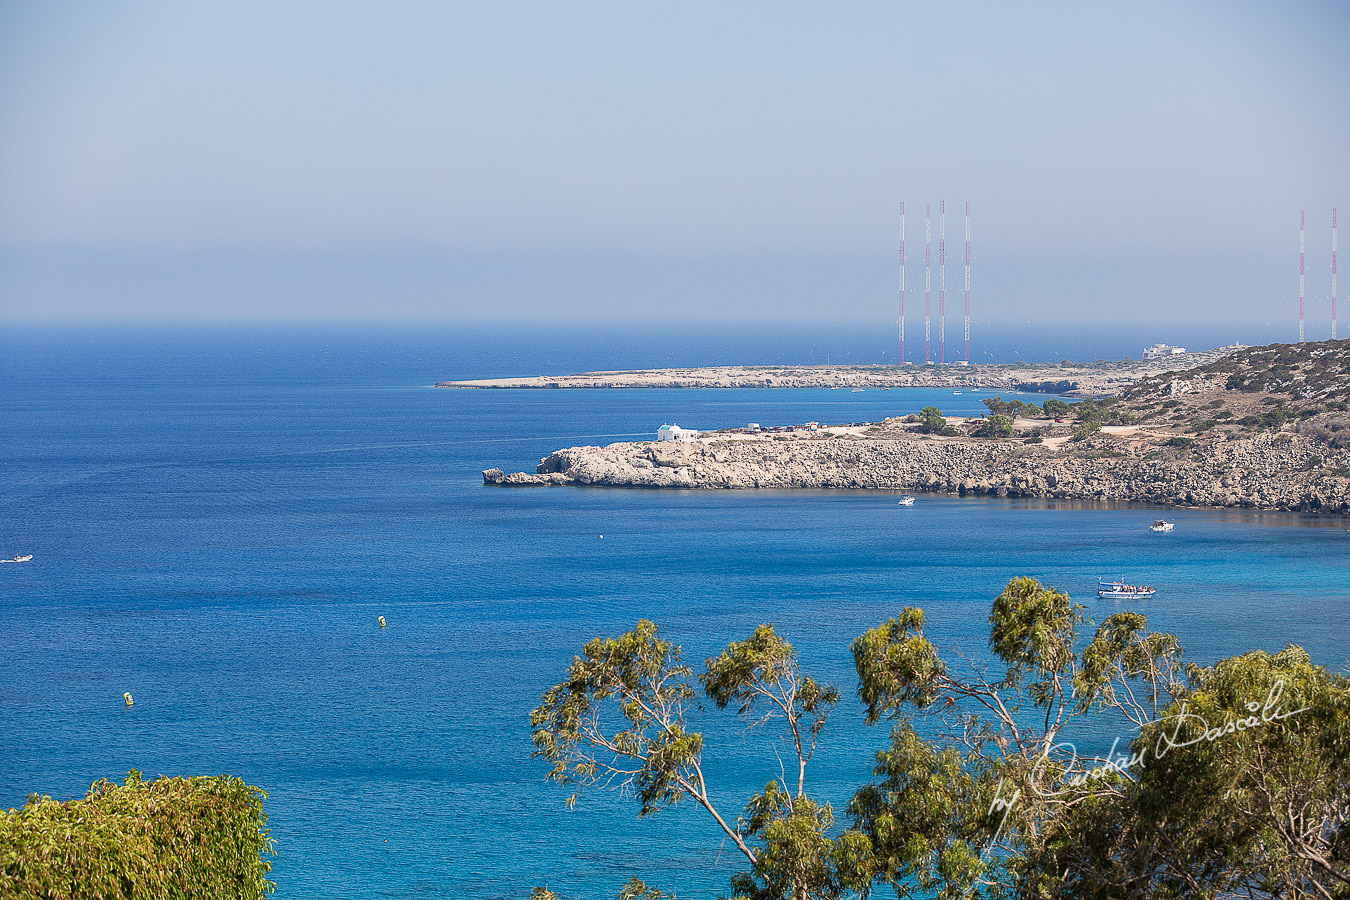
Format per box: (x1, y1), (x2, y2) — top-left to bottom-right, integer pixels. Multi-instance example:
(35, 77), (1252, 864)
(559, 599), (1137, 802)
(1097, 578), (1155, 599)
(851, 388), (865, 393)
(2, 554), (33, 564)
(897, 496), (916, 506)
(1149, 520), (1174, 533)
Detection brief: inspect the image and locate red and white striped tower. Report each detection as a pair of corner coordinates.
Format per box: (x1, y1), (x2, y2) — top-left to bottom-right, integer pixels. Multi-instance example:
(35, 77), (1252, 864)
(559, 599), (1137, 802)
(924, 204), (932, 364)
(939, 200), (947, 365)
(898, 202), (906, 364)
(1299, 210), (1306, 343)
(1333, 208), (1339, 340)
(961, 201), (972, 361)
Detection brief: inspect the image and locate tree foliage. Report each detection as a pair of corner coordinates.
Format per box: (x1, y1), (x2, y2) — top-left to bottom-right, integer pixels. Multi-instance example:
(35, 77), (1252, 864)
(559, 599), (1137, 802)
(975, 414), (1015, 438)
(530, 582), (1350, 900)
(1038, 645), (1350, 899)
(917, 407), (949, 434)
(0, 771), (273, 900)
(1041, 398), (1072, 418)
(531, 620), (851, 899)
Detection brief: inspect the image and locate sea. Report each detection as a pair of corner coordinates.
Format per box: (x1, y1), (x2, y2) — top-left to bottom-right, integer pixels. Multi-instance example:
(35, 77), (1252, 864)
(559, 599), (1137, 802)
(0, 321), (1345, 899)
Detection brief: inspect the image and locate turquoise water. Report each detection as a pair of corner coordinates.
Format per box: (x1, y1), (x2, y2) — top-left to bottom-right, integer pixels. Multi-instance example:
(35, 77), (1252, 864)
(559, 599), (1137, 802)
(0, 324), (1346, 898)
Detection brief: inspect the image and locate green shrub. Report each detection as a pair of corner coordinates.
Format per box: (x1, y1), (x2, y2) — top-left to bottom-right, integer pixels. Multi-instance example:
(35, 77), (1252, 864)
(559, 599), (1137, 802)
(917, 406), (947, 434)
(1041, 398), (1071, 417)
(1070, 421), (1101, 441)
(976, 414), (1015, 438)
(0, 771), (274, 899)
(1166, 436), (1194, 448)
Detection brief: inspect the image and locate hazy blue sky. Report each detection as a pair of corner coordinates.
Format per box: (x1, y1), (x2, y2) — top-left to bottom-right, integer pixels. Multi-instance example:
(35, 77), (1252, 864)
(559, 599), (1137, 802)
(1, 1), (1347, 328)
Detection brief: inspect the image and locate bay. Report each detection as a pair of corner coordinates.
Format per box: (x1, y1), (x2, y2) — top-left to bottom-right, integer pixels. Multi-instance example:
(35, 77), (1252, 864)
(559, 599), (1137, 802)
(0, 323), (1345, 899)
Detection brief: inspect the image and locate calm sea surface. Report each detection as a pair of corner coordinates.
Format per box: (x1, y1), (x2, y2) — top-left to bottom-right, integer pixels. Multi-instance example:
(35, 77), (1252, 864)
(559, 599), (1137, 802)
(0, 324), (1346, 899)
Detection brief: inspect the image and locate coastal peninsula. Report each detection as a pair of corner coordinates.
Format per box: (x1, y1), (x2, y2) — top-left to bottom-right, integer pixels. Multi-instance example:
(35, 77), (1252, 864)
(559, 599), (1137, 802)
(439, 346), (1242, 398)
(481, 340), (1350, 514)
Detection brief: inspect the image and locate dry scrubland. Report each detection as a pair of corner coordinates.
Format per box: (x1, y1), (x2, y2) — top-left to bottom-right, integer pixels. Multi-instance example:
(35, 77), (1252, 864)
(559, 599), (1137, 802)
(483, 340), (1350, 514)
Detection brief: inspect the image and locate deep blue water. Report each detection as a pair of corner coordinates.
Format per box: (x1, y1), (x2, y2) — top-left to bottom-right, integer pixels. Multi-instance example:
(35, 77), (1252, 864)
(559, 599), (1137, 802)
(0, 323), (1346, 899)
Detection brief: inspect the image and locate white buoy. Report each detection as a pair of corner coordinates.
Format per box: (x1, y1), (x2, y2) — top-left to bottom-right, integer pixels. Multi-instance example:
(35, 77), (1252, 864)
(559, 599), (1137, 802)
(123, 692), (133, 707)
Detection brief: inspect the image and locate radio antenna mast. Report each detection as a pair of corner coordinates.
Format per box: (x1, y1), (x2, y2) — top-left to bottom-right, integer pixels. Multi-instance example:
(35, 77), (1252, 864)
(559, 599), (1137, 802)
(924, 204), (932, 364)
(939, 200), (947, 365)
(961, 202), (972, 364)
(898, 202), (906, 363)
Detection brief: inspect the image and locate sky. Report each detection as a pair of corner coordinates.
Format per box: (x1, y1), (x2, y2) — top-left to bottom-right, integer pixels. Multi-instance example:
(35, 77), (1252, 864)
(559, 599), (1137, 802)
(1, 0), (1347, 328)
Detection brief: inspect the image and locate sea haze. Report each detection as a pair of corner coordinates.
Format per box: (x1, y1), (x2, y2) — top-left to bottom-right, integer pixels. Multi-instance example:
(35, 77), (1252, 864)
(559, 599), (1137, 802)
(0, 323), (1345, 899)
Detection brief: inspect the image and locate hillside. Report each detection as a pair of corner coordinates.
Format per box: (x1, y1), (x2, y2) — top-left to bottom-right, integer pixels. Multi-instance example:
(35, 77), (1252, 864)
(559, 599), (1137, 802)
(1110, 338), (1350, 440)
(482, 339), (1350, 514)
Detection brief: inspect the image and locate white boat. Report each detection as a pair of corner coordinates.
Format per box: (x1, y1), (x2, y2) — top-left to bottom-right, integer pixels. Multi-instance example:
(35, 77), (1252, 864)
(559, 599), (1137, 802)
(1149, 520), (1174, 533)
(2, 554), (33, 564)
(1097, 578), (1155, 599)
(851, 388), (865, 393)
(897, 496), (916, 506)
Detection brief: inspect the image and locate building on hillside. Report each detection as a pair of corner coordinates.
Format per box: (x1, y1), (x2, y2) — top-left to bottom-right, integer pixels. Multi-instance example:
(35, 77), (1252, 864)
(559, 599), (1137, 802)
(657, 424), (698, 442)
(1143, 343), (1187, 360)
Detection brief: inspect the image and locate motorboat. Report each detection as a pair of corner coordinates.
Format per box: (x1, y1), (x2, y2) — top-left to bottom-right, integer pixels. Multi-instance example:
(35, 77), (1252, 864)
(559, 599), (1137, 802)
(1097, 578), (1155, 599)
(3, 554), (32, 564)
(897, 496), (916, 506)
(1149, 520), (1174, 533)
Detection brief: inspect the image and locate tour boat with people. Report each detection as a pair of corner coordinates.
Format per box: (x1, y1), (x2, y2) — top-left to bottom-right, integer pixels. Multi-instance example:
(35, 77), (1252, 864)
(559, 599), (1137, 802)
(1149, 520), (1175, 532)
(896, 496), (916, 506)
(1097, 578), (1155, 599)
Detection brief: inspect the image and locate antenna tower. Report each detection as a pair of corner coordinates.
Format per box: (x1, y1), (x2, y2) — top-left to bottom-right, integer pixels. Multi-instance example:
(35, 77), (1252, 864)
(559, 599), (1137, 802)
(939, 200), (946, 364)
(1299, 210), (1306, 343)
(898, 203), (906, 364)
(964, 202), (971, 364)
(924, 205), (932, 364)
(1333, 208), (1339, 340)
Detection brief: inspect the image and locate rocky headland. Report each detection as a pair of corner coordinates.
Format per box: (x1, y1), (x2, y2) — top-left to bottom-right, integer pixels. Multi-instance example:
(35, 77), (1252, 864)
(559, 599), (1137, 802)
(440, 346), (1243, 398)
(480, 340), (1350, 515)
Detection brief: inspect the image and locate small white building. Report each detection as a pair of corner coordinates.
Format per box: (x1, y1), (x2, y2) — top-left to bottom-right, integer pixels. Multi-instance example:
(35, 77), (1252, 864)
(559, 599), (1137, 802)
(657, 423), (698, 442)
(1143, 343), (1187, 360)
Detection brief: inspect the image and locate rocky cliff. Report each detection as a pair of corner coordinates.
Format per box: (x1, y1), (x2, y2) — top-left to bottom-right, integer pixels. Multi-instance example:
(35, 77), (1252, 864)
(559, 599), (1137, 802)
(483, 431), (1350, 514)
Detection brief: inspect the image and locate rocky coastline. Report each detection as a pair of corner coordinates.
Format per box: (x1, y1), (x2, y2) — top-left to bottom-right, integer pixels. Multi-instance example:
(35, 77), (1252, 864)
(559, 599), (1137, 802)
(477, 339), (1350, 515)
(483, 430), (1350, 514)
(440, 346), (1242, 398)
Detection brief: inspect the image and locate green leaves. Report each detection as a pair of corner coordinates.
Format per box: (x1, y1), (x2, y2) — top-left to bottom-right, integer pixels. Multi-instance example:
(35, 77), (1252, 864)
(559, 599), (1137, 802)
(529, 582), (1349, 900)
(852, 608), (946, 723)
(917, 407), (948, 434)
(1046, 644), (1350, 898)
(988, 576), (1081, 699)
(530, 620), (700, 818)
(734, 784), (843, 900)
(532, 621), (844, 899)
(975, 414), (1015, 439)
(702, 625), (796, 713)
(0, 772), (274, 900)
(1074, 612), (1183, 721)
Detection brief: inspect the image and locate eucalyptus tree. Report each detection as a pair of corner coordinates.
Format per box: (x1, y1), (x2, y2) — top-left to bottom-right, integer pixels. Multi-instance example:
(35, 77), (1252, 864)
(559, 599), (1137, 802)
(1035, 645), (1350, 899)
(846, 577), (1186, 897)
(528, 580), (1350, 899)
(530, 621), (851, 900)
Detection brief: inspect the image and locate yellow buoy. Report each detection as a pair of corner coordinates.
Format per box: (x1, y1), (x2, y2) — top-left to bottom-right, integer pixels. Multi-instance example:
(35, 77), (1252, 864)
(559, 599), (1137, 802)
(123, 692), (133, 707)
(378, 616), (386, 628)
